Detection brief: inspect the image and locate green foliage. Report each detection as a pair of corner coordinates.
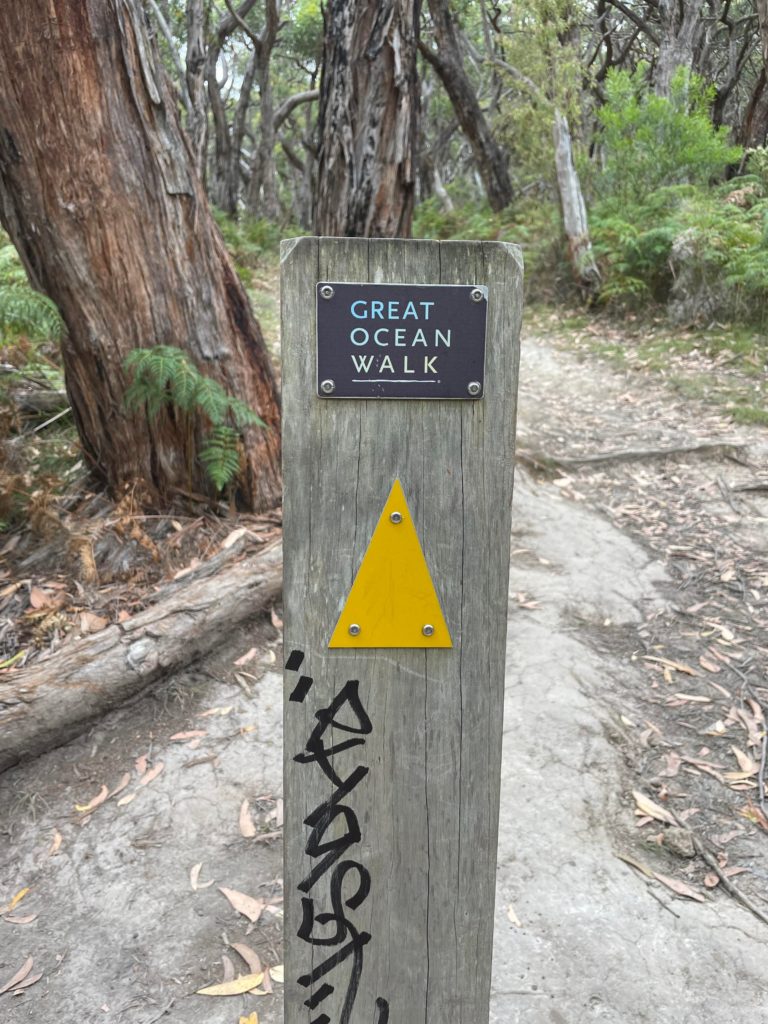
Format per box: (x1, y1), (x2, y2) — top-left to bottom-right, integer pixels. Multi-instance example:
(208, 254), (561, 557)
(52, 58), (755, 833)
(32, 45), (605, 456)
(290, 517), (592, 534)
(413, 188), (560, 291)
(213, 210), (294, 282)
(591, 180), (768, 322)
(492, 0), (585, 191)
(199, 426), (242, 491)
(746, 147), (768, 193)
(413, 193), (506, 241)
(124, 345), (265, 492)
(590, 187), (689, 303)
(283, 0), (323, 62)
(597, 67), (741, 203)
(0, 239), (63, 343)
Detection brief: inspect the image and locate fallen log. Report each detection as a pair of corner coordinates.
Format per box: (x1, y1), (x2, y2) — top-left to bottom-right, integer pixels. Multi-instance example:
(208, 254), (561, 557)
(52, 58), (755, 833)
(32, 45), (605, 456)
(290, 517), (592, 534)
(0, 539), (282, 773)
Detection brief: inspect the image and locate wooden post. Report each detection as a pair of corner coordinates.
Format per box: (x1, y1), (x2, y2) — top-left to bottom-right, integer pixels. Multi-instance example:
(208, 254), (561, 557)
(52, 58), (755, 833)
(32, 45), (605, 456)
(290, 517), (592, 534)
(281, 237), (522, 1024)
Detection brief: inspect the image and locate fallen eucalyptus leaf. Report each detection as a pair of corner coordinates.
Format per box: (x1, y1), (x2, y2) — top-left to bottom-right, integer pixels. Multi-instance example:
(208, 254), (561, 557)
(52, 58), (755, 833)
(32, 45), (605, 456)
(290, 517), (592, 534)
(0, 956), (33, 995)
(632, 790), (676, 827)
(653, 872), (705, 902)
(75, 784), (109, 813)
(190, 863), (215, 891)
(196, 972), (264, 996)
(139, 762), (164, 786)
(230, 943), (261, 975)
(219, 887), (264, 923)
(239, 800), (257, 839)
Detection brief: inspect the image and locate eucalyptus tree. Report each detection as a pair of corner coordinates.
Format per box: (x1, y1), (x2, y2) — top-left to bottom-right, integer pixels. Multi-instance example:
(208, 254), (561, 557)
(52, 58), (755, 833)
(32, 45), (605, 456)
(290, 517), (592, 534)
(420, 0), (513, 210)
(0, 0), (281, 510)
(314, 0), (420, 237)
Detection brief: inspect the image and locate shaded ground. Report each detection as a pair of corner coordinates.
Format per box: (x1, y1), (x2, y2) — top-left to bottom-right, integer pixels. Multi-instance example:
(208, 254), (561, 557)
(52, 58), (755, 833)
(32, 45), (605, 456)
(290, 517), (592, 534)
(1, 317), (767, 1022)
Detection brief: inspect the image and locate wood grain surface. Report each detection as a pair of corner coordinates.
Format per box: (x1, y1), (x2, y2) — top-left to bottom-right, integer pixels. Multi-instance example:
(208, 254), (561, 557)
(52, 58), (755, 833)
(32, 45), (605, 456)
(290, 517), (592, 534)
(282, 236), (522, 1024)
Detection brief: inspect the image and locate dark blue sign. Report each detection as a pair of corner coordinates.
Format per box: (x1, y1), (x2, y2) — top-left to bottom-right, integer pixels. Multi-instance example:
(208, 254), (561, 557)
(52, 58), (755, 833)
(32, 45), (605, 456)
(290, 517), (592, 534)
(316, 282), (487, 399)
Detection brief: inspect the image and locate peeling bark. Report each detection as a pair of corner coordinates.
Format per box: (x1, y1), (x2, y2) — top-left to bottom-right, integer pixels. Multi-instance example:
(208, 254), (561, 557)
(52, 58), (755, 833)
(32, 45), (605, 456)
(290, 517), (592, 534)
(553, 110), (600, 297)
(314, 0), (419, 238)
(0, 0), (281, 511)
(654, 0), (704, 97)
(185, 0), (208, 178)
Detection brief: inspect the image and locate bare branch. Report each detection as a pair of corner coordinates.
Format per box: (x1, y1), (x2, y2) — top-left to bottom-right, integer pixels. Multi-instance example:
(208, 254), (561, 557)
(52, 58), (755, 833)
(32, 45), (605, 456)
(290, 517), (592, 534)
(214, 0), (258, 45)
(223, 0), (260, 45)
(488, 57), (548, 105)
(604, 0), (660, 45)
(273, 89), (319, 132)
(280, 137), (305, 172)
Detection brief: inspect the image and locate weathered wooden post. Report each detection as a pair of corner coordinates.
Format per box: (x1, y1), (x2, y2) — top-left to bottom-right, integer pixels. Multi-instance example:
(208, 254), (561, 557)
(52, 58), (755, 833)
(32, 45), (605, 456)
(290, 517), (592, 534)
(281, 237), (522, 1024)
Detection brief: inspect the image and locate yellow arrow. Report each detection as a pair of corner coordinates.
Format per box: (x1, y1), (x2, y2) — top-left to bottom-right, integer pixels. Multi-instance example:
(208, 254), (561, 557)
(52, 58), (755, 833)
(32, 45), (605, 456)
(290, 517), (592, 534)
(329, 479), (452, 649)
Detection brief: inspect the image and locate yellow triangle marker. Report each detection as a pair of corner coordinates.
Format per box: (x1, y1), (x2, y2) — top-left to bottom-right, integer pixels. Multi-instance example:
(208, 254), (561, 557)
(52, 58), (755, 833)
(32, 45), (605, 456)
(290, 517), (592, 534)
(329, 479), (452, 649)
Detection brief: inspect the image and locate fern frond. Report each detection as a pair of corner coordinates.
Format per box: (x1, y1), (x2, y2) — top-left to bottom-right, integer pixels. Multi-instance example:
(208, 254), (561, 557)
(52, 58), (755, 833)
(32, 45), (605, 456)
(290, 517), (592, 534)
(169, 357), (200, 412)
(123, 345), (266, 491)
(0, 285), (63, 341)
(199, 425), (241, 490)
(193, 375), (230, 426)
(230, 396), (266, 428)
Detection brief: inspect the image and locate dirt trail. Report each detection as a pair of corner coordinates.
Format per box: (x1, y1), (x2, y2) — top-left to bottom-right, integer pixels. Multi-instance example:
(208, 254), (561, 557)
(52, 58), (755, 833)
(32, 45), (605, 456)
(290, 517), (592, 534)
(1, 327), (767, 1023)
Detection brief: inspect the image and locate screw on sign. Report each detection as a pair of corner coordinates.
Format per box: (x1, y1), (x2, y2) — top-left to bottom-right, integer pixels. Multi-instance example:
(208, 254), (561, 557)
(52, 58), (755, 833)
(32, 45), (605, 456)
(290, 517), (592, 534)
(282, 236), (522, 1024)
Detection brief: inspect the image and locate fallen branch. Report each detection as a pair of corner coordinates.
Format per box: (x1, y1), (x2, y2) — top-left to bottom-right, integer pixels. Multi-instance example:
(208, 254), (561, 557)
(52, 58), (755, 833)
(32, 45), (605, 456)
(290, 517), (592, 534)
(691, 835), (768, 929)
(518, 440), (748, 470)
(0, 539), (282, 773)
(665, 808), (768, 929)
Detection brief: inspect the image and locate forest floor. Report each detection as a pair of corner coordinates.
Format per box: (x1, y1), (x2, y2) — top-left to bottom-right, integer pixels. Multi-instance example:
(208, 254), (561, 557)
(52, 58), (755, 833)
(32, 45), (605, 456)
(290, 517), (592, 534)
(1, 296), (768, 1023)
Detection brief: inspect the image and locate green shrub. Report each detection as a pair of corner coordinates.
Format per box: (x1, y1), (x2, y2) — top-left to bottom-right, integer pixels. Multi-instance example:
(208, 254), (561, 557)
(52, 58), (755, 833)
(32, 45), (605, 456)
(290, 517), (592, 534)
(591, 181), (768, 322)
(597, 66), (741, 203)
(413, 189), (562, 293)
(213, 210), (296, 283)
(591, 187), (690, 304)
(0, 240), (63, 343)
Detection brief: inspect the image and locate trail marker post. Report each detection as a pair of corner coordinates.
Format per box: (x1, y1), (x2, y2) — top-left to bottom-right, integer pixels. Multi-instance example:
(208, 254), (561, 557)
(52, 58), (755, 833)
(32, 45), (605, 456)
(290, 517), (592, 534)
(281, 237), (522, 1024)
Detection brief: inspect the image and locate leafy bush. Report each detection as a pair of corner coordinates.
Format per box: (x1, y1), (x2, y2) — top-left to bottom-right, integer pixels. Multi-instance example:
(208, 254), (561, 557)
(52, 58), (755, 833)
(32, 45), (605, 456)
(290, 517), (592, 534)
(590, 187), (690, 303)
(413, 189), (561, 294)
(0, 239), (63, 344)
(596, 66), (741, 203)
(591, 182), (768, 322)
(124, 345), (265, 491)
(213, 210), (296, 283)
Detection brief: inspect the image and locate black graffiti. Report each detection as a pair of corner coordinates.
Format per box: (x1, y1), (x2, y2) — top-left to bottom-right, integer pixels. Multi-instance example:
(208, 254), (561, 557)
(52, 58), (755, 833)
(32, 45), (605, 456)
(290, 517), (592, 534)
(287, 650), (389, 1024)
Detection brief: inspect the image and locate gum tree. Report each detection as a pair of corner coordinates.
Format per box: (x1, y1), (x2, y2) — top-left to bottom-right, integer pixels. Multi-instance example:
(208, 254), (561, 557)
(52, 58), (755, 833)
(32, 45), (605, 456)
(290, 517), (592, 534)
(0, 0), (281, 510)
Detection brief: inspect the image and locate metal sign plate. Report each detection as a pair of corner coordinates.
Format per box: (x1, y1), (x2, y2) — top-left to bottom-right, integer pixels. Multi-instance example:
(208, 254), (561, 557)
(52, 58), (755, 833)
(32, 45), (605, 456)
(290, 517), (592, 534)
(316, 282), (487, 399)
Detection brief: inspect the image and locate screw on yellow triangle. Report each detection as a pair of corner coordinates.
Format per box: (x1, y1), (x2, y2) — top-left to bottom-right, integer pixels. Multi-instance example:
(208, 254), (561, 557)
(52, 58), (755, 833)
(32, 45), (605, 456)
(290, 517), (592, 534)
(329, 479), (452, 649)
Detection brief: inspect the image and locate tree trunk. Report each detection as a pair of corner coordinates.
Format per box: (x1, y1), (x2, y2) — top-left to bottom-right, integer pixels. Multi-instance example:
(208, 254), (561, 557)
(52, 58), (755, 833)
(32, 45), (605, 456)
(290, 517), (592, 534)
(421, 0), (513, 212)
(314, 0), (419, 238)
(741, 69), (768, 150)
(207, 42), (234, 211)
(553, 110), (600, 297)
(0, 0), (281, 512)
(215, 49), (258, 217)
(744, 2), (768, 150)
(0, 540), (282, 774)
(247, 48), (280, 219)
(654, 0), (702, 97)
